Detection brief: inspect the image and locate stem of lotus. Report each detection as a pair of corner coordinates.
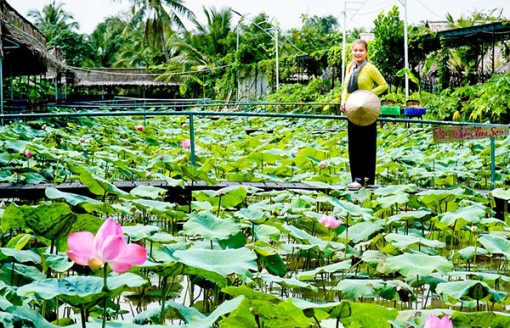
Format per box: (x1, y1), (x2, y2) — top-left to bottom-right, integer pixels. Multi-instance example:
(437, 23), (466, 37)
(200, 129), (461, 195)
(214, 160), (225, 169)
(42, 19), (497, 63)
(451, 221), (457, 255)
(102, 266), (108, 328)
(80, 306), (87, 328)
(344, 217), (349, 261)
(54, 161), (59, 186)
(159, 277), (169, 324)
(217, 195), (222, 216)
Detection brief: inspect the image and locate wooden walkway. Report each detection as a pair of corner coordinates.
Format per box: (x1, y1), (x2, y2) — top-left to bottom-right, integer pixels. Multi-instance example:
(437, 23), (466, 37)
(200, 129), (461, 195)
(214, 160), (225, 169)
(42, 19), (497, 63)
(0, 180), (343, 202)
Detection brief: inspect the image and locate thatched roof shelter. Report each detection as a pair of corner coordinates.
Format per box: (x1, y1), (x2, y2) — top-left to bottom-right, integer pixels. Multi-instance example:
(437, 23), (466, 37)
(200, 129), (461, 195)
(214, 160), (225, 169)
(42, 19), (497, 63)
(0, 0), (67, 77)
(72, 67), (178, 88)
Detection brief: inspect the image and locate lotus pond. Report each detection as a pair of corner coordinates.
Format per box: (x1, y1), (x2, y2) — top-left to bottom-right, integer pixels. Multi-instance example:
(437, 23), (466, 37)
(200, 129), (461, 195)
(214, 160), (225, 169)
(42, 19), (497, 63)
(1, 109), (510, 327)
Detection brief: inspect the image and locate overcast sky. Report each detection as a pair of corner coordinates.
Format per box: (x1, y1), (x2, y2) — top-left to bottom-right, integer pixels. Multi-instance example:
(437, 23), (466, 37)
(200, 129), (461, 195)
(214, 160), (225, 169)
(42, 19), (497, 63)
(8, 0), (510, 34)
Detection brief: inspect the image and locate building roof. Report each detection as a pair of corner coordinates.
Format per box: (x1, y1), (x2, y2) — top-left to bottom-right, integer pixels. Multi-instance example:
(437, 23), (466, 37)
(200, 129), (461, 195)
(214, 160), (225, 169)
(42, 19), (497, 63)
(72, 67), (179, 87)
(0, 0), (67, 77)
(424, 21), (452, 32)
(422, 21), (510, 50)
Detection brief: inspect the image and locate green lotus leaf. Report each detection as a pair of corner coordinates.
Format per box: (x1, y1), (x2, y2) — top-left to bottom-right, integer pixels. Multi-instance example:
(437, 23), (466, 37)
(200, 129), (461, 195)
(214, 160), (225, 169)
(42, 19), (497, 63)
(133, 299), (204, 325)
(376, 193), (410, 209)
(5, 233), (31, 250)
(172, 247), (257, 287)
(219, 294), (313, 328)
(438, 205), (486, 228)
(2, 263), (45, 282)
(17, 273), (147, 307)
(1, 306), (55, 328)
(478, 234), (510, 259)
(182, 211), (241, 241)
(386, 253), (453, 277)
(234, 208), (269, 223)
(24, 172), (47, 184)
(79, 172), (128, 196)
(339, 221), (384, 243)
(260, 273), (317, 292)
(43, 253), (74, 273)
(151, 173), (185, 188)
(436, 280), (506, 303)
(385, 210), (432, 225)
(0, 248), (40, 264)
(448, 311), (510, 328)
(2, 202), (76, 241)
(129, 185), (167, 199)
(454, 246), (488, 260)
(448, 271), (510, 283)
(332, 301), (398, 328)
(326, 197), (373, 219)
(384, 233), (446, 250)
(45, 187), (102, 206)
(187, 296), (244, 328)
(213, 185), (249, 207)
(129, 198), (176, 214)
(122, 224), (160, 241)
(334, 279), (386, 299)
(373, 184), (418, 196)
(297, 261), (351, 281)
(491, 188), (510, 200)
(253, 224), (281, 243)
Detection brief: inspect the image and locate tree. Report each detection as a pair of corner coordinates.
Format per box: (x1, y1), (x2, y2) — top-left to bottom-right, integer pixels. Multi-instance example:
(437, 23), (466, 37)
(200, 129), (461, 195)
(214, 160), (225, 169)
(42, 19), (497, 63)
(370, 5), (405, 92)
(86, 17), (129, 67)
(28, 1), (92, 67)
(287, 14), (341, 54)
(27, 0), (79, 31)
(160, 7), (236, 98)
(120, 0), (194, 61)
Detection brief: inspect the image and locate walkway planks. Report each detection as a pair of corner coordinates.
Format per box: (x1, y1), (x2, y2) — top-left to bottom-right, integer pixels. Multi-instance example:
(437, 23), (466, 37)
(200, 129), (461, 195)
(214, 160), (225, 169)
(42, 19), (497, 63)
(0, 180), (341, 202)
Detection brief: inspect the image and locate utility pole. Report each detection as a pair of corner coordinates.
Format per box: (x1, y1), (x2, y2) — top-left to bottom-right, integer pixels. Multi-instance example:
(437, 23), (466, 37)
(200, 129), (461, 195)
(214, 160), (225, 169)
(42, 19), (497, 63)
(236, 23), (240, 102)
(399, 0), (409, 99)
(341, 5), (347, 88)
(275, 20), (279, 91)
(341, 2), (364, 86)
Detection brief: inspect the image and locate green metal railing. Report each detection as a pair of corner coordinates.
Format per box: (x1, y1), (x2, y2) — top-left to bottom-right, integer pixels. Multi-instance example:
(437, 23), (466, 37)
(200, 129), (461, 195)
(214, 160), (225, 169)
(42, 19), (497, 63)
(1, 101), (507, 189)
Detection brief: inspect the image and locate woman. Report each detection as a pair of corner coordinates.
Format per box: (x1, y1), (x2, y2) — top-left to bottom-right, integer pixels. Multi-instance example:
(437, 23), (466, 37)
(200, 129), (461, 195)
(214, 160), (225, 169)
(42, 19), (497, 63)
(340, 39), (388, 188)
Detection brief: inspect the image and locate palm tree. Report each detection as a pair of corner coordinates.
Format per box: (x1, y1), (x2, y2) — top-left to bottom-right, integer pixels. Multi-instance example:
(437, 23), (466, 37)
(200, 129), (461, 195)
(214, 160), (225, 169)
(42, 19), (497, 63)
(28, 1), (92, 66)
(119, 0), (194, 62)
(159, 7), (235, 98)
(28, 0), (79, 32)
(87, 17), (129, 67)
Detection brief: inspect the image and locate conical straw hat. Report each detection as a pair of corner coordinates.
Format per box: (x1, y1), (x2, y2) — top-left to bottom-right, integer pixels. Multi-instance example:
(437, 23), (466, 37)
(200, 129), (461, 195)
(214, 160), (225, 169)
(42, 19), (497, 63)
(345, 90), (381, 126)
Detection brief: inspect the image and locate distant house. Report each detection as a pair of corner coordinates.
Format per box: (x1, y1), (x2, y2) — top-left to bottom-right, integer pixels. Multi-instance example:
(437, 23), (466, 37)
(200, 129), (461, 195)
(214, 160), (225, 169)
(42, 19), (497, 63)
(424, 21), (452, 32)
(359, 33), (375, 41)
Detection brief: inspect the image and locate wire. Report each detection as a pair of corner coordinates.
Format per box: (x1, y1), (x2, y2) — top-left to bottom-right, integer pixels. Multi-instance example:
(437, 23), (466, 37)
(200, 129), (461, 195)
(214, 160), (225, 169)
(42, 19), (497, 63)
(416, 0), (444, 20)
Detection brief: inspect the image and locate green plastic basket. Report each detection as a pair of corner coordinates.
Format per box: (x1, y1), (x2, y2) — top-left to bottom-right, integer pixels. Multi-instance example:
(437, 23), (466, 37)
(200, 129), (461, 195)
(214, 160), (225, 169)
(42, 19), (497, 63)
(380, 105), (401, 116)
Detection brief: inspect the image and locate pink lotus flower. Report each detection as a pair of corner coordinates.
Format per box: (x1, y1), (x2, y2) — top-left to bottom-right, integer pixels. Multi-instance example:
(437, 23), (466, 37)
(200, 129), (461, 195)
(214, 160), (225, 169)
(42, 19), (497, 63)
(67, 218), (147, 273)
(25, 150), (33, 159)
(136, 124), (144, 132)
(424, 314), (452, 328)
(79, 137), (86, 143)
(182, 123), (187, 128)
(318, 160), (327, 168)
(181, 139), (191, 149)
(319, 215), (342, 229)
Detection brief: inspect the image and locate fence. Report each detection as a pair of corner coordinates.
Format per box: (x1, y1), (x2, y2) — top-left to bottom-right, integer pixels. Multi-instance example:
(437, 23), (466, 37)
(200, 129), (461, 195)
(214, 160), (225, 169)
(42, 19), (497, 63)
(0, 99), (507, 189)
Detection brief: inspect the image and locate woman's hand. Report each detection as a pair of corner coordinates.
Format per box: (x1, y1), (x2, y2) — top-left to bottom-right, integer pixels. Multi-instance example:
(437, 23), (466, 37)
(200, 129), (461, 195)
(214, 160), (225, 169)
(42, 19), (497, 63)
(340, 104), (346, 113)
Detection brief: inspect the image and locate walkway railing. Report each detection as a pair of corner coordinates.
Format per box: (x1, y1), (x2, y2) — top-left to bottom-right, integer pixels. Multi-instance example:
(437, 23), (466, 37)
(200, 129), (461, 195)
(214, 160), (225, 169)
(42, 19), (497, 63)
(1, 100), (507, 189)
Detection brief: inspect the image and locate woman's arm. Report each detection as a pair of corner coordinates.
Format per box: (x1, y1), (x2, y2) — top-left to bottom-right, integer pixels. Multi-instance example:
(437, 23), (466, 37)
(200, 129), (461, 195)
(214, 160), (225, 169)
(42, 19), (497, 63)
(369, 65), (388, 96)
